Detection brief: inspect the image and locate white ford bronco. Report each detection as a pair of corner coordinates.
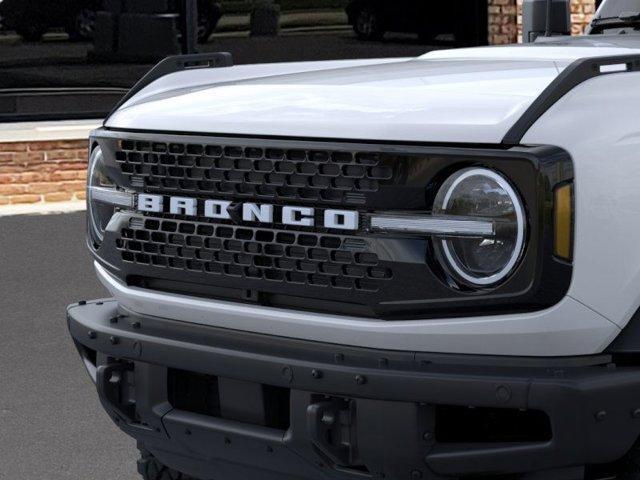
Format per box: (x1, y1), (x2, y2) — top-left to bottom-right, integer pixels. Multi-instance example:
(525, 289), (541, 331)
(67, 1), (640, 478)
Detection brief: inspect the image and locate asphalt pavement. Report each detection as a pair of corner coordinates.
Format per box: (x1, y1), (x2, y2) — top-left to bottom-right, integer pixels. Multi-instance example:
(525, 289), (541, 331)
(0, 211), (137, 480)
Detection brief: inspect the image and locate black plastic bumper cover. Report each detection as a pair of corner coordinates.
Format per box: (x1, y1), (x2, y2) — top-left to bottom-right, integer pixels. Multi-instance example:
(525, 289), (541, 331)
(68, 300), (640, 480)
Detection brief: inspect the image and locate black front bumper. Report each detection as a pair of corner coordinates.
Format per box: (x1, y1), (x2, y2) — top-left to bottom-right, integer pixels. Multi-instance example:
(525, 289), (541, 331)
(68, 300), (640, 480)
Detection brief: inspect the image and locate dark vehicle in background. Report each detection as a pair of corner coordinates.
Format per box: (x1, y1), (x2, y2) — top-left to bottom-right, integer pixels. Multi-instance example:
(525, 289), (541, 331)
(0, 0), (103, 41)
(0, 0), (222, 42)
(346, 0), (488, 46)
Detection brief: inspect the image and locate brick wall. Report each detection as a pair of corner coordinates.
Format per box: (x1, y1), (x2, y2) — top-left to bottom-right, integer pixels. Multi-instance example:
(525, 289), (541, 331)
(489, 0), (519, 45)
(570, 0), (596, 35)
(0, 140), (88, 205)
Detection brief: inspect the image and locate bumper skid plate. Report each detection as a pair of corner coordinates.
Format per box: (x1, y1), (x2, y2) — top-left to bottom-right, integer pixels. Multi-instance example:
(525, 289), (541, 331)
(68, 300), (640, 480)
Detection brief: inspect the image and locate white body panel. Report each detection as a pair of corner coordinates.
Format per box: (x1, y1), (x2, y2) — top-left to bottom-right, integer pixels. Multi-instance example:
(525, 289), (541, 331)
(97, 263), (617, 356)
(523, 72), (640, 330)
(102, 40), (640, 356)
(107, 58), (562, 144)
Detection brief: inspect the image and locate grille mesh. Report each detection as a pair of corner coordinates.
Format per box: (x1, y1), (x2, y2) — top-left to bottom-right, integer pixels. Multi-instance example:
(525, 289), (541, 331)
(115, 140), (394, 205)
(117, 218), (393, 292)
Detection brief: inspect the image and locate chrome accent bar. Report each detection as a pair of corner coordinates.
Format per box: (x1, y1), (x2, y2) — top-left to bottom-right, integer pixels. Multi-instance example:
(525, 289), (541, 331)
(89, 187), (134, 208)
(369, 214), (495, 237)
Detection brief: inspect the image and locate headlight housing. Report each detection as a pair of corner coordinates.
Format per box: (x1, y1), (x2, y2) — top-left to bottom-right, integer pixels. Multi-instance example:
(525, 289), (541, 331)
(432, 168), (526, 287)
(87, 146), (132, 246)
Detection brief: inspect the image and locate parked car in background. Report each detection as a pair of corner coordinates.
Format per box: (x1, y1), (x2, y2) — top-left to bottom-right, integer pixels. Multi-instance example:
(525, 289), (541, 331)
(0, 0), (222, 43)
(345, 0), (487, 46)
(0, 0), (102, 41)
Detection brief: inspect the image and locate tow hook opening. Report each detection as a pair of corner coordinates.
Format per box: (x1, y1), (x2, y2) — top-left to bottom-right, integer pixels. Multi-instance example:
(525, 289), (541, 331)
(167, 368), (291, 431)
(435, 405), (552, 443)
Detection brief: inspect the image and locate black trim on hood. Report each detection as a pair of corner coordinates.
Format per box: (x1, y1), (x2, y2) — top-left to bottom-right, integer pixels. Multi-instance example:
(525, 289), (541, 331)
(502, 54), (640, 145)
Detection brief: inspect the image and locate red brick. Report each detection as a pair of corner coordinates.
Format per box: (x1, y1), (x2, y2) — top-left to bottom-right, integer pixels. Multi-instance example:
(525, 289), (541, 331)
(17, 172), (45, 183)
(0, 184), (27, 195)
(44, 192), (73, 202)
(0, 165), (25, 174)
(56, 162), (88, 171)
(60, 180), (87, 192)
(75, 191), (87, 200)
(13, 152), (46, 164)
(0, 152), (18, 163)
(9, 194), (41, 204)
(0, 173), (19, 184)
(0, 142), (29, 153)
(26, 182), (63, 194)
(28, 140), (86, 152)
(49, 170), (83, 182)
(0, 196), (9, 205)
(46, 150), (80, 161)
(23, 162), (58, 173)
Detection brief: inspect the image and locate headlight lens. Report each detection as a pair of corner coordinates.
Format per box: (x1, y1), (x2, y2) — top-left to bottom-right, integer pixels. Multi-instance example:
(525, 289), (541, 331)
(433, 168), (526, 287)
(87, 147), (132, 245)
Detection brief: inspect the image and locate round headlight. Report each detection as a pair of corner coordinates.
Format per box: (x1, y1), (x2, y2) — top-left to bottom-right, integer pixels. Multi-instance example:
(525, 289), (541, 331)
(87, 147), (116, 244)
(432, 168), (526, 287)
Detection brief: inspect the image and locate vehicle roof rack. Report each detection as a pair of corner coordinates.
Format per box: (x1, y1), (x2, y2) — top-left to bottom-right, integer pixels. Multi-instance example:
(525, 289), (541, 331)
(105, 52), (234, 122)
(503, 54), (640, 145)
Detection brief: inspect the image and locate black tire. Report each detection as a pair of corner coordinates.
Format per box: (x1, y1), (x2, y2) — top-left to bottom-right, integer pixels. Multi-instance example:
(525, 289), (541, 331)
(352, 6), (384, 41)
(137, 446), (199, 480)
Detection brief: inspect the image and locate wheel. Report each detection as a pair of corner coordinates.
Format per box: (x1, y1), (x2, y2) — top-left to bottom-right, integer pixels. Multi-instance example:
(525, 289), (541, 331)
(66, 9), (97, 42)
(352, 6), (385, 41)
(137, 446), (199, 480)
(16, 21), (46, 42)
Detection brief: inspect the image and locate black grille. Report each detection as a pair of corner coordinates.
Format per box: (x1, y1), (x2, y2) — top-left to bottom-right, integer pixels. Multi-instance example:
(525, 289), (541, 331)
(94, 131), (574, 319)
(117, 217), (393, 292)
(115, 140), (394, 205)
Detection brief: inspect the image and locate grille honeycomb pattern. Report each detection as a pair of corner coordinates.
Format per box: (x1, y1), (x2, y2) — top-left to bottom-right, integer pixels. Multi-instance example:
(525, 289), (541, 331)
(115, 140), (394, 205)
(116, 218), (393, 292)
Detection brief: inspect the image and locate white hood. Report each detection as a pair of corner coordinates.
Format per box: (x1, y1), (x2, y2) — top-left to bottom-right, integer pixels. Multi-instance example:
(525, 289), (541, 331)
(106, 42), (640, 144)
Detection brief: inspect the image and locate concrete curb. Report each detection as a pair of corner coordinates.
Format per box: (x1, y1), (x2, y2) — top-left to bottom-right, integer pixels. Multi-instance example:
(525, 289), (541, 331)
(0, 200), (86, 217)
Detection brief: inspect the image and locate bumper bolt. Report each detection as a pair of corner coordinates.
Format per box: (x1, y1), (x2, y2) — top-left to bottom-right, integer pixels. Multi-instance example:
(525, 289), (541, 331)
(131, 321), (141, 329)
(495, 385), (512, 403)
(184, 429), (191, 436)
(109, 316), (119, 324)
(79, 300), (86, 306)
(633, 409), (640, 419)
(88, 331), (97, 339)
(595, 410), (607, 422)
(110, 336), (119, 345)
(411, 470), (423, 479)
(311, 369), (322, 379)
(423, 432), (434, 443)
(266, 446), (274, 453)
(355, 375), (366, 385)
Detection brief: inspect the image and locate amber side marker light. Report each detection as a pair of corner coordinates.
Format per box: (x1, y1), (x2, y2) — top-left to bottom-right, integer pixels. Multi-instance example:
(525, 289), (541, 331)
(554, 183), (574, 261)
